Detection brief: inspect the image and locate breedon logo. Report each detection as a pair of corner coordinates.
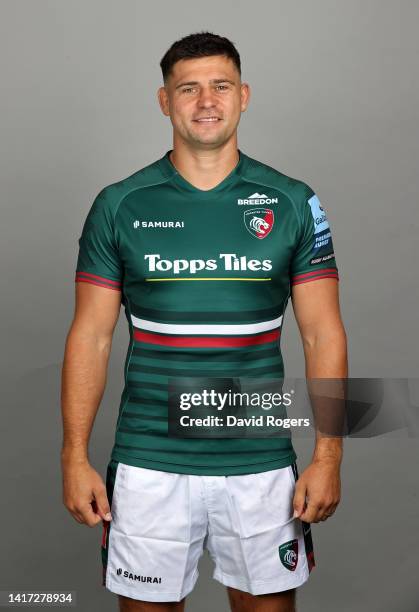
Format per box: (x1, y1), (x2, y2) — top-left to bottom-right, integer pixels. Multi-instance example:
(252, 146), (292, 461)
(238, 192), (279, 205)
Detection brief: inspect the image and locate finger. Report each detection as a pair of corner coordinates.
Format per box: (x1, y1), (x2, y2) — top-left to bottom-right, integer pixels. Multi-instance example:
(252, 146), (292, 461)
(78, 503), (102, 528)
(321, 504), (337, 520)
(65, 503), (87, 524)
(299, 506), (316, 523)
(92, 486), (112, 522)
(70, 510), (85, 524)
(318, 509), (335, 522)
(300, 502), (322, 523)
(299, 510), (314, 523)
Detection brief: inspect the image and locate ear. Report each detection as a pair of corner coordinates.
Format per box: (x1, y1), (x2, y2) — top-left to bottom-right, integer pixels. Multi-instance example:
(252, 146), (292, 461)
(240, 82), (251, 112)
(157, 86), (170, 117)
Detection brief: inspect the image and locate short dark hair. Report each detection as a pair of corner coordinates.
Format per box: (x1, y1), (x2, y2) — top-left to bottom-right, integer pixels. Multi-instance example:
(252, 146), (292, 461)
(160, 31), (241, 83)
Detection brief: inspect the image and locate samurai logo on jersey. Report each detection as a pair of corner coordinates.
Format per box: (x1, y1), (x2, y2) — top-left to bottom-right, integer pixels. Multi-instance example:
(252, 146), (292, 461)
(133, 220), (184, 229)
(279, 539), (299, 571)
(237, 192), (279, 205)
(144, 253), (272, 274)
(244, 208), (274, 239)
(117, 567), (162, 584)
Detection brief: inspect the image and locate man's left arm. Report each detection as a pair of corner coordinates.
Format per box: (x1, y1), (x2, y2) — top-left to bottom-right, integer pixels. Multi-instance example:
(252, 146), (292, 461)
(291, 277), (348, 523)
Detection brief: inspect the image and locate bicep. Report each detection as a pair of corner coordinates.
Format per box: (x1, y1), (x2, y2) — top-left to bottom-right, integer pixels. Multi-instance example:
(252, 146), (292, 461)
(291, 278), (344, 343)
(73, 281), (122, 341)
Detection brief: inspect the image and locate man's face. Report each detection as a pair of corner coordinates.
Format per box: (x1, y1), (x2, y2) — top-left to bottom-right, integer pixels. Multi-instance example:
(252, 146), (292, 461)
(158, 55), (250, 149)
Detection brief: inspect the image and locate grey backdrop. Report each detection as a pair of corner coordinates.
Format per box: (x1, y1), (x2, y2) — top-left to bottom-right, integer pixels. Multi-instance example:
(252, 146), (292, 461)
(1, 1), (418, 610)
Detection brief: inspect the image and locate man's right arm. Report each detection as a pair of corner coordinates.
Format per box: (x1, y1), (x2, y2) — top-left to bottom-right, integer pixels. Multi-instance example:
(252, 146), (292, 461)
(60, 282), (121, 527)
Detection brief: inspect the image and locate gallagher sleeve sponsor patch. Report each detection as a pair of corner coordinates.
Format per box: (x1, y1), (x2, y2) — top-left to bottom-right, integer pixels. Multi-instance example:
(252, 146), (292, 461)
(290, 191), (339, 285)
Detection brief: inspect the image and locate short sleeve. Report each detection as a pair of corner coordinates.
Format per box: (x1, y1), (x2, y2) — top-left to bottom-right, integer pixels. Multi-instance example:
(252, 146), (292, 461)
(75, 188), (123, 291)
(290, 191), (339, 286)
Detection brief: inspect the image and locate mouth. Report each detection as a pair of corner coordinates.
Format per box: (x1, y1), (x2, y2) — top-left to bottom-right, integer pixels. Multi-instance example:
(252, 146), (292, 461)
(193, 117), (222, 123)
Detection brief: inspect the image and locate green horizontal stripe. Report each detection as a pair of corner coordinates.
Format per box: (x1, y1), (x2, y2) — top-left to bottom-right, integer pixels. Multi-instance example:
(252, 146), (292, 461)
(131, 355), (283, 372)
(127, 372), (170, 384)
(121, 412), (167, 422)
(114, 441), (292, 455)
(130, 363), (283, 377)
(131, 346), (281, 362)
(132, 340), (280, 353)
(127, 381), (168, 392)
(128, 395), (168, 407)
(118, 427), (168, 437)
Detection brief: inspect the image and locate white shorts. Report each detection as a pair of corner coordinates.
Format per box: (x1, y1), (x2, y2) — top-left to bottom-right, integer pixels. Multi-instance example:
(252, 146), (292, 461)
(101, 460), (315, 603)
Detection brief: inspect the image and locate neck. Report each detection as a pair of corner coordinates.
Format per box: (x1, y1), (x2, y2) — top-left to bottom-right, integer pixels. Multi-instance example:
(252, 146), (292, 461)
(169, 140), (240, 191)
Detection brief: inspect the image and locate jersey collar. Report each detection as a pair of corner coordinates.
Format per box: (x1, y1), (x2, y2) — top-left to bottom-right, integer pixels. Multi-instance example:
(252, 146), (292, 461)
(158, 149), (248, 198)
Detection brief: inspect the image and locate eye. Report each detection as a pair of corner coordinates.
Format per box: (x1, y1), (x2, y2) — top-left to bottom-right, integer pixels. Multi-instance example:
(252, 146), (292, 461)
(182, 87), (197, 94)
(216, 84), (229, 91)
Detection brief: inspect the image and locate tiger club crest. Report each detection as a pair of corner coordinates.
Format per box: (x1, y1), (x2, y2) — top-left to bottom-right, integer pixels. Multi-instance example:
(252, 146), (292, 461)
(244, 208), (274, 239)
(279, 539), (298, 571)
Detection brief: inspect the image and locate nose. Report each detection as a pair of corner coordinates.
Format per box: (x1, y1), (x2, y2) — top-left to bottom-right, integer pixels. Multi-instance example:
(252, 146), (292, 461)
(197, 87), (217, 109)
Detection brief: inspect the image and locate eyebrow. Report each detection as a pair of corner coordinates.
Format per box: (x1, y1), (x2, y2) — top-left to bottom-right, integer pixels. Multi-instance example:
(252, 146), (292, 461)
(175, 78), (235, 90)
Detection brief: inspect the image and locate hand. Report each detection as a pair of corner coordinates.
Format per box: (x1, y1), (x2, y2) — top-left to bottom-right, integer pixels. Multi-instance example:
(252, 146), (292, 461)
(61, 457), (112, 527)
(292, 459), (341, 523)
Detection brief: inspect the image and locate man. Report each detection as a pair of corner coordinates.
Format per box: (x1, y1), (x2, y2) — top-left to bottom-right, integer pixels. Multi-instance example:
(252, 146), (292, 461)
(61, 31), (347, 612)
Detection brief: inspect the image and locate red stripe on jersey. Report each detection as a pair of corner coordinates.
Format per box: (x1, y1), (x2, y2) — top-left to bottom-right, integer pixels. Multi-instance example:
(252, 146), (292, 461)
(76, 271), (121, 286)
(292, 268), (338, 281)
(133, 329), (280, 348)
(75, 272), (122, 290)
(292, 273), (339, 286)
(292, 270), (339, 286)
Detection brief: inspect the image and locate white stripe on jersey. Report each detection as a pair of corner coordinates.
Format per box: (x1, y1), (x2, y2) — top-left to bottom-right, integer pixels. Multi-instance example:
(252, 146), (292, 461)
(130, 315), (283, 335)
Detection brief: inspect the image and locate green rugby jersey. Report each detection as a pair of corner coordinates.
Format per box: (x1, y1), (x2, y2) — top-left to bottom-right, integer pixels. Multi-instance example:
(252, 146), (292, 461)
(75, 149), (339, 475)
